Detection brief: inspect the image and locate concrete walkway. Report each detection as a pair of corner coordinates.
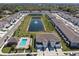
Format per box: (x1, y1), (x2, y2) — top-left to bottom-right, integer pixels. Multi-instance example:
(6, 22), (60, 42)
(56, 49), (65, 56)
(37, 50), (43, 56)
(0, 40), (8, 53)
(43, 48), (57, 56)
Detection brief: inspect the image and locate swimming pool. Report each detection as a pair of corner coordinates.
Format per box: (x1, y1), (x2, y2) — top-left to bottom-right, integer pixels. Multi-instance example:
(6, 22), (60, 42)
(16, 37), (31, 49)
(19, 38), (27, 47)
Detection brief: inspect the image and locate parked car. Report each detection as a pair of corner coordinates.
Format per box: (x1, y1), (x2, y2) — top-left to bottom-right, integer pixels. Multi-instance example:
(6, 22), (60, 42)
(69, 53), (76, 56)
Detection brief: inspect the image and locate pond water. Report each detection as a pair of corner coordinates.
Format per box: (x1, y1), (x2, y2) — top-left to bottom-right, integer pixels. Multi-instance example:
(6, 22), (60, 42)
(28, 17), (44, 32)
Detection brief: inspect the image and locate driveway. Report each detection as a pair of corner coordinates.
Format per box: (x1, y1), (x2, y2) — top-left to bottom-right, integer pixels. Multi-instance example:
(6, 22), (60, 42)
(37, 49), (43, 56)
(44, 48), (57, 56)
(56, 49), (65, 56)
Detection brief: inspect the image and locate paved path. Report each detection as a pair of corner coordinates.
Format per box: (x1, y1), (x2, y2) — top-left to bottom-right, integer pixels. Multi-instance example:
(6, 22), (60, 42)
(0, 40), (8, 53)
(37, 50), (43, 56)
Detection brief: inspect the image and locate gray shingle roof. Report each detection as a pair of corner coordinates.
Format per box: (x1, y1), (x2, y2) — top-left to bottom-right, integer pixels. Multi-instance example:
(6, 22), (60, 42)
(57, 12), (79, 26)
(8, 37), (18, 43)
(49, 13), (79, 43)
(0, 20), (8, 28)
(36, 33), (60, 44)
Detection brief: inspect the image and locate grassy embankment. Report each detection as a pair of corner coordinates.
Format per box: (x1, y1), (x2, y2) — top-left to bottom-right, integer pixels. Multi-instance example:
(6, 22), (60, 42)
(41, 14), (55, 32)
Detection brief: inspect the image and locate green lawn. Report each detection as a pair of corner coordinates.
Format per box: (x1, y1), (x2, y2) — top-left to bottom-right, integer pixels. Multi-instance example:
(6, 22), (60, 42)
(41, 14), (55, 32)
(61, 38), (71, 51)
(13, 15), (31, 37)
(2, 47), (11, 53)
(31, 35), (37, 52)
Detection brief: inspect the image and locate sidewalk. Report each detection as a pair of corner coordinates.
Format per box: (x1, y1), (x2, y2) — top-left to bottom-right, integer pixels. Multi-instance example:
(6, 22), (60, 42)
(37, 50), (43, 56)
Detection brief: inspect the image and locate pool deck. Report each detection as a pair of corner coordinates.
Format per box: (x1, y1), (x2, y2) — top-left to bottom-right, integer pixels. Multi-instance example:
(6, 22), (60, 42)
(16, 37), (31, 49)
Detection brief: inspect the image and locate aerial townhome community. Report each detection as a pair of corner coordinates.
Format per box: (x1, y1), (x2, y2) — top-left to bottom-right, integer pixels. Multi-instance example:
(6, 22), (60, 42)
(0, 3), (79, 56)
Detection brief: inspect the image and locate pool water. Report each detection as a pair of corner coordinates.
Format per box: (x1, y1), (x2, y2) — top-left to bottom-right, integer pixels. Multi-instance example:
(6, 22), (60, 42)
(28, 17), (44, 32)
(20, 38), (27, 47)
